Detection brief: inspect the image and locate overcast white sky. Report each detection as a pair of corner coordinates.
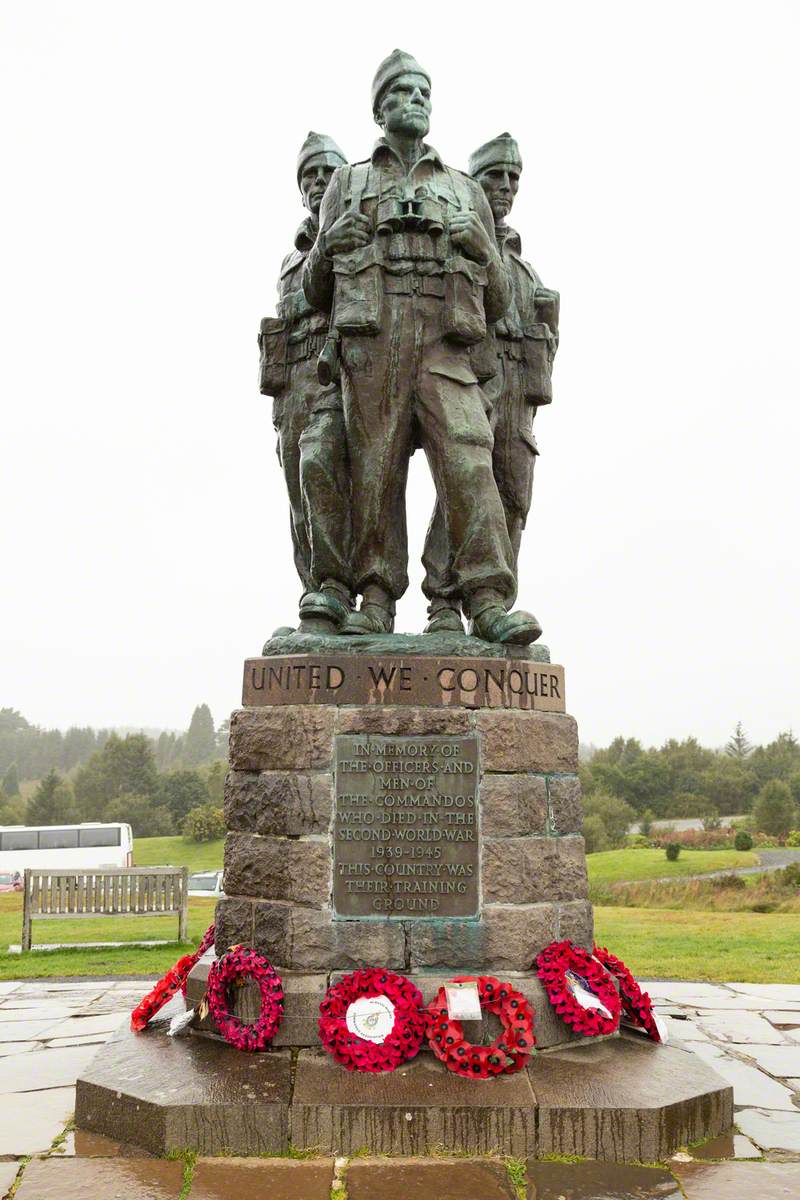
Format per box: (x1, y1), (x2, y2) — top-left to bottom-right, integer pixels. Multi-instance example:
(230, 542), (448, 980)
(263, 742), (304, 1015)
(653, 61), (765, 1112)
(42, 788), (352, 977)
(1, 2), (798, 747)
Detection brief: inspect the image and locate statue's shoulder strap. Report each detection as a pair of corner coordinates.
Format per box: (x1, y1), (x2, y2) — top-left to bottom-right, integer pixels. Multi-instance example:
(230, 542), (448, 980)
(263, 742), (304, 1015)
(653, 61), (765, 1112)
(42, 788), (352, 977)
(347, 160), (371, 211)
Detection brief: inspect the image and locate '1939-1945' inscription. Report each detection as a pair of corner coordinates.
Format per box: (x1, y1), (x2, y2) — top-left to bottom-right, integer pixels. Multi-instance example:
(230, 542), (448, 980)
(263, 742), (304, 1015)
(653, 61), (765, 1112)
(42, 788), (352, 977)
(333, 734), (480, 919)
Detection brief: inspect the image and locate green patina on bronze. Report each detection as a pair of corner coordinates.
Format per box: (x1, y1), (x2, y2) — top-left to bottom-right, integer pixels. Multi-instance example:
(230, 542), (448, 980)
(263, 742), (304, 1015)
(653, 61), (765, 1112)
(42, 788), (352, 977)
(258, 53), (559, 650)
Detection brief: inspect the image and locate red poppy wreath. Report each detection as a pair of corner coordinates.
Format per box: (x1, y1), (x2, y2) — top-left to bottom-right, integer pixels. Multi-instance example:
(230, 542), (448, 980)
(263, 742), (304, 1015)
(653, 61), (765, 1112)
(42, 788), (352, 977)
(535, 940), (621, 1037)
(206, 944), (284, 1052)
(318, 968), (426, 1072)
(593, 944), (661, 1041)
(131, 921), (216, 1032)
(425, 976), (535, 1078)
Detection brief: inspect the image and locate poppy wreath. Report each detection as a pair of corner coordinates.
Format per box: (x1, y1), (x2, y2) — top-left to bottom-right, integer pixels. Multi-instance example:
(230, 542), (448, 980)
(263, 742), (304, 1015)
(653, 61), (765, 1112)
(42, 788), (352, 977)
(131, 922), (216, 1032)
(593, 944), (661, 1041)
(535, 940), (621, 1037)
(206, 944), (284, 1052)
(425, 976), (535, 1078)
(318, 968), (426, 1072)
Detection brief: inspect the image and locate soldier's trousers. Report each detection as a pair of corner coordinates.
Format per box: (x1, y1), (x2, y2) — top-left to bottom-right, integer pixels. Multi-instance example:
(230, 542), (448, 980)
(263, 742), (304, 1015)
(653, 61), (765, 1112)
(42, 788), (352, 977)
(340, 293), (516, 605)
(276, 355), (351, 595)
(422, 344), (537, 601)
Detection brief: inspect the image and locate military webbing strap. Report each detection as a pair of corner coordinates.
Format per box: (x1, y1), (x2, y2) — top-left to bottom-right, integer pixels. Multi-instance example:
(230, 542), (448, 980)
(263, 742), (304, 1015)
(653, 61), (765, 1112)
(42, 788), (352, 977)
(346, 161), (371, 215)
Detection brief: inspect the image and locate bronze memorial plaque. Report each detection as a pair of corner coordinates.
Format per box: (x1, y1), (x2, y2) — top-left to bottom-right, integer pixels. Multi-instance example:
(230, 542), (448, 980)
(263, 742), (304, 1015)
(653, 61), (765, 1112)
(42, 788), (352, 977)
(333, 734), (480, 919)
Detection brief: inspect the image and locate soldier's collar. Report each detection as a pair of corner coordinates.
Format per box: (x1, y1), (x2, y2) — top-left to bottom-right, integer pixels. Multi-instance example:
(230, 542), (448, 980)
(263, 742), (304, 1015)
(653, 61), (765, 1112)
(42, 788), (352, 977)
(496, 222), (522, 255)
(371, 138), (444, 170)
(294, 215), (319, 252)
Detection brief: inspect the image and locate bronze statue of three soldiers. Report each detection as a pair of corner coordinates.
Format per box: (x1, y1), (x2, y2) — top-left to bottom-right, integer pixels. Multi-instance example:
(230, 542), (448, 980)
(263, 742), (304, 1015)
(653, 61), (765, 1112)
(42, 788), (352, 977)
(259, 50), (559, 647)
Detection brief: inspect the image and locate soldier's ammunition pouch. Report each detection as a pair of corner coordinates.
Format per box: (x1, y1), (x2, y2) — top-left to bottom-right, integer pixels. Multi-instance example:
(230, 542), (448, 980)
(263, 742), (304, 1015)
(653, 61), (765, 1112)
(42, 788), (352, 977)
(521, 322), (556, 405)
(469, 331), (498, 384)
(383, 274), (446, 298)
(258, 317), (288, 397)
(442, 256), (488, 346)
(332, 244), (383, 336)
(286, 331), (328, 365)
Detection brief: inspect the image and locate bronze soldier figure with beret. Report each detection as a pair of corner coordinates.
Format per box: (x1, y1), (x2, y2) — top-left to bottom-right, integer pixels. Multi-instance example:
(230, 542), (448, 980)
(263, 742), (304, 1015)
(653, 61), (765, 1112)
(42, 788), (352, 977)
(303, 51), (541, 645)
(422, 132), (559, 635)
(259, 132), (354, 632)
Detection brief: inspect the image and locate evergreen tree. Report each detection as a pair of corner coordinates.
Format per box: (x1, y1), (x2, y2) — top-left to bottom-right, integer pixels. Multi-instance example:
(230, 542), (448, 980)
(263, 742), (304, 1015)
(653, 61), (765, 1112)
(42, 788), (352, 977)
(183, 705), (216, 766)
(206, 759), (226, 806)
(27, 770), (76, 825)
(158, 769), (209, 824)
(726, 721), (752, 759)
(753, 779), (797, 839)
(2, 763), (20, 797)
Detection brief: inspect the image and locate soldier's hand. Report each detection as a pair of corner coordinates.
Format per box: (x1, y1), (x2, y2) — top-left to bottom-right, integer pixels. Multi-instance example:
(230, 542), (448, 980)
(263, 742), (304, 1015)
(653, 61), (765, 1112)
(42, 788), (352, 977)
(450, 211), (493, 265)
(322, 212), (372, 257)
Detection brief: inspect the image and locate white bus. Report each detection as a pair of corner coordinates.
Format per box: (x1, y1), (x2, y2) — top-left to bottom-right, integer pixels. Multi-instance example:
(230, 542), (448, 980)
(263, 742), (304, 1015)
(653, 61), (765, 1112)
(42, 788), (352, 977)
(0, 823), (133, 872)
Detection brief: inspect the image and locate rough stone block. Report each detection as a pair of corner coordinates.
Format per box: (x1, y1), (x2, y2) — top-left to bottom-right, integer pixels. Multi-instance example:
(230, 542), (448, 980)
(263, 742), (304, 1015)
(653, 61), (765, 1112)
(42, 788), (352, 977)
(346, 1158), (518, 1199)
(557, 898), (594, 949)
(407, 903), (558, 971)
(547, 774), (583, 834)
(530, 1035), (733, 1162)
(480, 774), (548, 837)
(190, 1158), (335, 1200)
(76, 1024), (291, 1155)
(229, 707), (334, 771)
(335, 705), (475, 735)
(477, 710), (578, 773)
(224, 832), (330, 907)
(482, 836), (588, 905)
(252, 902), (406, 972)
(291, 1049), (536, 1156)
(214, 897), (254, 957)
(224, 770), (333, 836)
(13, 1159), (187, 1199)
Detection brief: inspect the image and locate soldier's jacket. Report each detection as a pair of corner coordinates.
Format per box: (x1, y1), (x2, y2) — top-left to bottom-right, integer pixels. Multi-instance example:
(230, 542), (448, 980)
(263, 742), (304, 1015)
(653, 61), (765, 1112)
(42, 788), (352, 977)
(302, 140), (512, 337)
(492, 223), (559, 407)
(258, 215), (330, 417)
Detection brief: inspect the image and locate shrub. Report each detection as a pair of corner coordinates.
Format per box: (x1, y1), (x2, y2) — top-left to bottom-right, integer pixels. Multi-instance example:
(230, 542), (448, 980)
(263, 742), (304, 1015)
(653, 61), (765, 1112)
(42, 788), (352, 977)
(583, 813), (610, 854)
(787, 830), (800, 848)
(104, 794), (174, 837)
(665, 843), (681, 862)
(626, 834), (651, 849)
(750, 901), (777, 913)
(753, 780), (796, 839)
(716, 873), (746, 890)
(652, 828), (735, 851)
(639, 809), (656, 837)
(702, 806), (722, 831)
(582, 791), (636, 849)
(734, 830), (754, 852)
(183, 804), (225, 842)
(780, 863), (800, 888)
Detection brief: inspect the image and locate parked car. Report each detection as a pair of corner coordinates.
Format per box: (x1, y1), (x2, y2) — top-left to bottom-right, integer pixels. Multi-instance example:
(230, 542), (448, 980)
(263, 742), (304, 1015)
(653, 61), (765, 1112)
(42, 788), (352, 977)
(0, 871), (23, 893)
(187, 870), (224, 899)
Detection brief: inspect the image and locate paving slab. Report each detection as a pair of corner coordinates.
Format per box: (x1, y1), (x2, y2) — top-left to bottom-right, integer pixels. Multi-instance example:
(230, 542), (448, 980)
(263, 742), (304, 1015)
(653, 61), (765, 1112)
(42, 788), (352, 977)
(786, 1078), (800, 1089)
(0, 981), (20, 995)
(764, 1011), (800, 1027)
(787, 1028), (800, 1043)
(0, 1018), (59, 1041)
(76, 1025), (292, 1155)
(673, 994), (800, 1012)
(0, 1086), (74, 1155)
(44, 1011), (129, 1038)
(725, 983), (800, 1001)
(0, 1002), (72, 1021)
(59, 1128), (154, 1157)
(689, 1043), (798, 1109)
(690, 1131), (761, 1158)
(661, 1016), (710, 1042)
(0, 1163), (21, 1196)
(735, 1108), (800, 1152)
(189, 1157), (335, 1199)
(292, 1048), (536, 1156)
(694, 1011), (785, 1045)
(47, 1032), (113, 1047)
(642, 982), (732, 1001)
(346, 1158), (516, 1200)
(13, 1156), (186, 1198)
(0, 1042), (99, 1093)
(528, 1036), (732, 1162)
(0, 1040), (37, 1055)
(525, 1159), (682, 1198)
(741, 1044), (800, 1076)
(674, 1160), (800, 1198)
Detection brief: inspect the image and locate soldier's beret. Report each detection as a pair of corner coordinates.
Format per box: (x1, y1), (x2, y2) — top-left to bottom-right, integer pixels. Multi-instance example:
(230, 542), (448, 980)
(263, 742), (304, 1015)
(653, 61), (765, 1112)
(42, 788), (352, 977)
(469, 133), (523, 177)
(296, 131), (347, 187)
(371, 49), (431, 113)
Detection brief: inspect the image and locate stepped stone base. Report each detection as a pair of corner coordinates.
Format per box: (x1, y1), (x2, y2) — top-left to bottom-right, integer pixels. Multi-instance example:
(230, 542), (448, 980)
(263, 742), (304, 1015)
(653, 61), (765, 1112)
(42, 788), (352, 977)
(75, 1016), (733, 1161)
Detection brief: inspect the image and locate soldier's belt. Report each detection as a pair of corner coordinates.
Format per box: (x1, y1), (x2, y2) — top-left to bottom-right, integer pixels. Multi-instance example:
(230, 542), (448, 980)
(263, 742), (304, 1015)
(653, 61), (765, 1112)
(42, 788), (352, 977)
(286, 332), (329, 364)
(496, 337), (524, 360)
(383, 274), (446, 298)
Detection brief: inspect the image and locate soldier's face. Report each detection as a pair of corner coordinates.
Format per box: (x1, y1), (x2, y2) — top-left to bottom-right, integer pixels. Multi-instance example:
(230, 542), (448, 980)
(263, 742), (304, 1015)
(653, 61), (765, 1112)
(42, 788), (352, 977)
(300, 157), (337, 215)
(477, 163), (521, 222)
(378, 73), (431, 137)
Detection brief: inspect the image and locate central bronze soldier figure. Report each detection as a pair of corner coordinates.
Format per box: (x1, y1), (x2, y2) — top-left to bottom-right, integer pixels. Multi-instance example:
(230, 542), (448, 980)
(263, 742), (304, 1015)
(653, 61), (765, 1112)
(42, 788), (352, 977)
(303, 50), (541, 645)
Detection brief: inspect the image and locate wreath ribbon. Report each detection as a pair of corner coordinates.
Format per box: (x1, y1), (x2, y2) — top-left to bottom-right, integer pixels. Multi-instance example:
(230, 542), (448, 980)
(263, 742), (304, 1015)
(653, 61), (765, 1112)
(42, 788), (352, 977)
(425, 975), (535, 1078)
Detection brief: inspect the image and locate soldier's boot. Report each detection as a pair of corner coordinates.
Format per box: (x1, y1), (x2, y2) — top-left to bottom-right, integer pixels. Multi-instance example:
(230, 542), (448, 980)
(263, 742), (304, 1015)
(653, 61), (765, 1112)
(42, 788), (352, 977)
(467, 589), (542, 646)
(343, 584), (396, 635)
(423, 598), (465, 635)
(298, 579), (352, 632)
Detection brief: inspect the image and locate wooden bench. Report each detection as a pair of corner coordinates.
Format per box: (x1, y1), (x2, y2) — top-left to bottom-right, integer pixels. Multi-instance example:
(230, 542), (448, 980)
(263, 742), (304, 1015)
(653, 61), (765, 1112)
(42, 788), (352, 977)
(21, 866), (189, 952)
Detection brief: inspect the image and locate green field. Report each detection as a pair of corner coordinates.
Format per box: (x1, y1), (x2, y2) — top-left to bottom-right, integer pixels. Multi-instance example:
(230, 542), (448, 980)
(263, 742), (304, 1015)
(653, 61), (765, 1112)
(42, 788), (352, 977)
(587, 847), (758, 885)
(594, 906), (800, 983)
(133, 836), (223, 872)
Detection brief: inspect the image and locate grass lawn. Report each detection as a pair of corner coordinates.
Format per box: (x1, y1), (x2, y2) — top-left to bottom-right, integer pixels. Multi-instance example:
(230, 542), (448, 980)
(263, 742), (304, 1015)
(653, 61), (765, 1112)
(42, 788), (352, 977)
(594, 906), (800, 983)
(133, 835), (223, 872)
(587, 847), (758, 885)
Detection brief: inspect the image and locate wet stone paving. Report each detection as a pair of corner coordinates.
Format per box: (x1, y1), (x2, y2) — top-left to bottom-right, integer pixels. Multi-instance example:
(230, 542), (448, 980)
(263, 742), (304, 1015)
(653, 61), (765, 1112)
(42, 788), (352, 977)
(0, 977), (799, 1196)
